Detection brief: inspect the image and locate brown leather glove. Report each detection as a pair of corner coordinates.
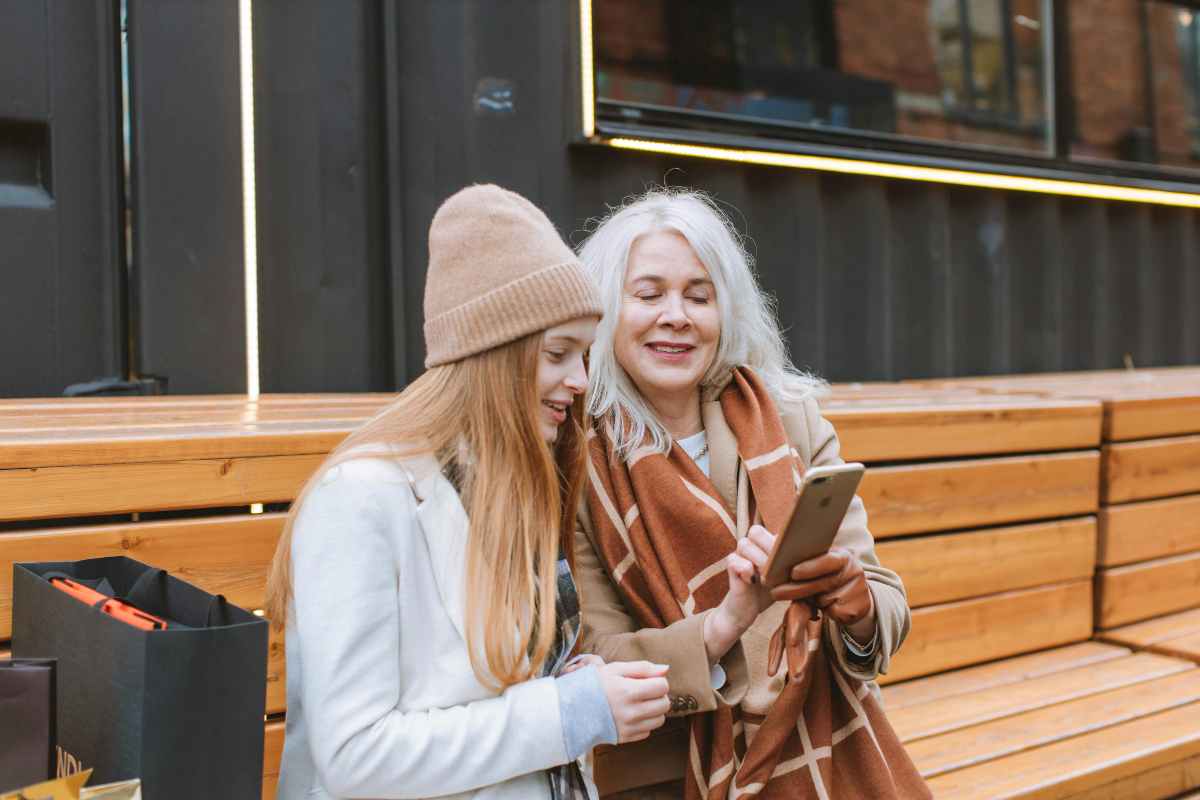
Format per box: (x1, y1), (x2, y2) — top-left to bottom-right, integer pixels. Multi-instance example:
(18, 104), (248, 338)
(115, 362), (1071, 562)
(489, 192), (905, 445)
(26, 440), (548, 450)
(770, 547), (873, 627)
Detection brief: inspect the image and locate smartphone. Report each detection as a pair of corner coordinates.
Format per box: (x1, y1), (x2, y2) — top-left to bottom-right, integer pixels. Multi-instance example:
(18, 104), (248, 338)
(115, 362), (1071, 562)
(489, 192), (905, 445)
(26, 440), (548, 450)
(760, 463), (865, 588)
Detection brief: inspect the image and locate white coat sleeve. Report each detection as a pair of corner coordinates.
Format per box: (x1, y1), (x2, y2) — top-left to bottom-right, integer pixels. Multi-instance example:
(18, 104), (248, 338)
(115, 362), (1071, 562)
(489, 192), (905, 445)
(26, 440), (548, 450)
(290, 460), (570, 799)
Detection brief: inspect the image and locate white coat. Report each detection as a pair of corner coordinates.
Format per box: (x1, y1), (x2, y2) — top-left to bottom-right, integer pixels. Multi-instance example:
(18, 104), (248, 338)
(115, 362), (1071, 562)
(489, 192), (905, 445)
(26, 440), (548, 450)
(276, 455), (589, 799)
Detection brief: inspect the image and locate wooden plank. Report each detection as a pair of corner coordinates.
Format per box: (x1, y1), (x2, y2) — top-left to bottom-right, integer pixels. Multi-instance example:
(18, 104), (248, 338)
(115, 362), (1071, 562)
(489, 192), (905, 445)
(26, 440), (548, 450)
(881, 642), (1130, 712)
(267, 628), (286, 715)
(911, 369), (1200, 441)
(1104, 435), (1200, 504)
(1064, 753), (1200, 800)
(888, 652), (1190, 743)
(0, 393), (394, 411)
(906, 669), (1200, 779)
(925, 701), (1200, 799)
(0, 428), (355, 469)
(1105, 396), (1200, 442)
(263, 720), (285, 800)
(0, 454), (324, 521)
(1148, 632), (1200, 664)
(1096, 551), (1200, 629)
(876, 517), (1096, 607)
(861, 452), (1100, 539)
(879, 580), (1094, 685)
(1100, 608), (1200, 649)
(1099, 494), (1200, 567)
(0, 403), (381, 429)
(823, 398), (1101, 462)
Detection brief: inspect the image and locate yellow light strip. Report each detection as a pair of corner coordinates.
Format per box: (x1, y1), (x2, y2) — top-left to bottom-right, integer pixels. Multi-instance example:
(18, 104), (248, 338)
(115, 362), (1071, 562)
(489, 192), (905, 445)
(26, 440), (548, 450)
(605, 137), (1200, 209)
(238, 0), (261, 399)
(579, 0), (595, 138)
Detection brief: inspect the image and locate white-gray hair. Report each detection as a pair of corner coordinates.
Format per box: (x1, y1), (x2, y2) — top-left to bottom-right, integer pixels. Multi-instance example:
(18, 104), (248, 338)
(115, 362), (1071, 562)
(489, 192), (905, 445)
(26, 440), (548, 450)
(578, 187), (826, 460)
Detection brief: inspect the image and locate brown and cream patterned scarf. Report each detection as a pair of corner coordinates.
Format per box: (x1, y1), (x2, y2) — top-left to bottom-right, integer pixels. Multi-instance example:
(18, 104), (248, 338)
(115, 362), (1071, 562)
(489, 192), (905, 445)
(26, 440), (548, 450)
(586, 367), (930, 799)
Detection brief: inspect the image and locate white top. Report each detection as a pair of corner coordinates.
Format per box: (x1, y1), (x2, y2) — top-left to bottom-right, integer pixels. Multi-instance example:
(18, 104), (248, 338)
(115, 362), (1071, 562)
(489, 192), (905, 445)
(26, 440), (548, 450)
(677, 430), (710, 476)
(277, 456), (601, 800)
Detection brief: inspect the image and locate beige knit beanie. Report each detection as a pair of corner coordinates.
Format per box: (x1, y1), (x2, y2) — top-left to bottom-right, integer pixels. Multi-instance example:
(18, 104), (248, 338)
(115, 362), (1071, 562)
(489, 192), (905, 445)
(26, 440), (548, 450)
(423, 184), (602, 367)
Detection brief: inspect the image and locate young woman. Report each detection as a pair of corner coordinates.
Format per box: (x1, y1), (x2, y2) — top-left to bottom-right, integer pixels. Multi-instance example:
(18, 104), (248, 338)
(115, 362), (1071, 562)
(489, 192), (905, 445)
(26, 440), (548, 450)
(574, 188), (928, 798)
(264, 184), (671, 800)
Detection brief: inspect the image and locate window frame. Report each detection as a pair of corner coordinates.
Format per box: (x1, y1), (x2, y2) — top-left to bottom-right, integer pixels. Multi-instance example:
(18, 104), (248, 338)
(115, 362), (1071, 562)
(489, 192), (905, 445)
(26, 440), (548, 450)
(579, 0), (1200, 189)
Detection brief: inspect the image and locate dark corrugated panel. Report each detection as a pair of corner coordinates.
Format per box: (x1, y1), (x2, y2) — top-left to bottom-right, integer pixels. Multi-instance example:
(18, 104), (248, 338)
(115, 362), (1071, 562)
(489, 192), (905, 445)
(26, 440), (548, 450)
(253, 0), (391, 393)
(129, 0), (245, 393)
(0, 3), (122, 397)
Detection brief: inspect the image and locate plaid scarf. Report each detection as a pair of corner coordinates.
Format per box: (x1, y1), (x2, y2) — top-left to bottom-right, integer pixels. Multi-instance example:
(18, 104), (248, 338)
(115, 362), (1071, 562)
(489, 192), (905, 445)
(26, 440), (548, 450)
(585, 368), (930, 799)
(544, 555), (593, 800)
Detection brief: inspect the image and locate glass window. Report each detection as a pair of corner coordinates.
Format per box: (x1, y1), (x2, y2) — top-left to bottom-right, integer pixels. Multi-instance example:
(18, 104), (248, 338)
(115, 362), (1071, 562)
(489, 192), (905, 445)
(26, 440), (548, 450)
(1068, 0), (1200, 172)
(592, 0), (1053, 156)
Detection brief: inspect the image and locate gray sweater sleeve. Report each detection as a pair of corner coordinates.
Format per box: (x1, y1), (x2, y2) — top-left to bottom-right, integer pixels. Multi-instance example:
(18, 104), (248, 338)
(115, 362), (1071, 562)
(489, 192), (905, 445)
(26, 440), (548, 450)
(555, 665), (618, 760)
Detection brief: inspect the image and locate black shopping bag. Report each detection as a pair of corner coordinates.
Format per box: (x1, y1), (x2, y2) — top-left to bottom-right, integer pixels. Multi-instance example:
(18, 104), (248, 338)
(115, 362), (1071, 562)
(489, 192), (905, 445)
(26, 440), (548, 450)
(11, 557), (268, 800)
(0, 657), (56, 791)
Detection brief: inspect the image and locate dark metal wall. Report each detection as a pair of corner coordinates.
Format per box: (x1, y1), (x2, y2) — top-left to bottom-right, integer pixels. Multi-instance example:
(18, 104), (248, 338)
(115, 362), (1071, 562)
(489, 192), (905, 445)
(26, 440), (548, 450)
(0, 1), (123, 397)
(4, 1), (1198, 396)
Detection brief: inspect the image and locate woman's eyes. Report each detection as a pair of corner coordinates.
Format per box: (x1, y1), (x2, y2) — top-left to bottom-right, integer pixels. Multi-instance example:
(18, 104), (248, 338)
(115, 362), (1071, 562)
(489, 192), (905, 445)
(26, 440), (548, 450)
(634, 292), (709, 303)
(545, 350), (566, 361)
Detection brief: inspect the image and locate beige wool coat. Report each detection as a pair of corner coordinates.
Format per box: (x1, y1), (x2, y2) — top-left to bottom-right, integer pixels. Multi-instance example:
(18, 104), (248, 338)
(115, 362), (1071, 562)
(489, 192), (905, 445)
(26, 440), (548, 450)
(575, 390), (911, 793)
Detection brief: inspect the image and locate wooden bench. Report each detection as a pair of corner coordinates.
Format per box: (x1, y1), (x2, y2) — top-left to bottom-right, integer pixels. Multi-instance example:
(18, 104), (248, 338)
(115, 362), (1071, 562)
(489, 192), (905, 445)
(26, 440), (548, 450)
(900, 368), (1200, 797)
(918, 369), (1200, 632)
(0, 394), (391, 800)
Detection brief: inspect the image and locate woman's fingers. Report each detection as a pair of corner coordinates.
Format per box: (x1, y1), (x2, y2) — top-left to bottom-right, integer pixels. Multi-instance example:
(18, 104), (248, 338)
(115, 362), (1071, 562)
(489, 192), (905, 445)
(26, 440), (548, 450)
(561, 653), (604, 674)
(727, 552), (757, 584)
(747, 524), (776, 555)
(736, 536), (770, 571)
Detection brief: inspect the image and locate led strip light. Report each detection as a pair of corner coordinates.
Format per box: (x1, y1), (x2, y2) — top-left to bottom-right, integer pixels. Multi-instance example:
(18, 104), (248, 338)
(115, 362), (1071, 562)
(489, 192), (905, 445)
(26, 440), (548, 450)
(238, 0), (261, 399)
(601, 138), (1200, 208)
(579, 0), (595, 138)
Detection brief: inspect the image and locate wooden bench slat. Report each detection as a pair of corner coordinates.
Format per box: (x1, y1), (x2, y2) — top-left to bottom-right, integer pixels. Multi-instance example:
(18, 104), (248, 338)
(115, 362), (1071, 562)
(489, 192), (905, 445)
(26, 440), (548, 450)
(925, 700), (1200, 799)
(1104, 435), (1200, 504)
(911, 369), (1200, 441)
(1096, 551), (1200, 629)
(0, 429), (355, 469)
(880, 580), (1093, 685)
(876, 517), (1096, 608)
(823, 399), (1101, 462)
(1146, 632), (1200, 664)
(0, 454), (324, 521)
(906, 668), (1200, 779)
(888, 652), (1190, 743)
(1099, 494), (1200, 567)
(1100, 608), (1200, 648)
(861, 452), (1099, 539)
(0, 393), (394, 411)
(880, 642), (1130, 711)
(0, 404), (382, 430)
(263, 720), (285, 800)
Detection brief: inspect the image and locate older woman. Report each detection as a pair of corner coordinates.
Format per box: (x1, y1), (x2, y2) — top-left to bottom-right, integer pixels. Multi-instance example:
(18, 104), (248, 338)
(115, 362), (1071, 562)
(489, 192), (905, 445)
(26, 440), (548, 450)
(574, 189), (928, 798)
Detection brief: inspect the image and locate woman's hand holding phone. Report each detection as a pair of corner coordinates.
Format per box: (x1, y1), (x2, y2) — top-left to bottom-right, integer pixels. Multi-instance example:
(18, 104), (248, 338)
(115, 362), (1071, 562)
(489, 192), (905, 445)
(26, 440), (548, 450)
(772, 549), (876, 640)
(704, 524), (805, 662)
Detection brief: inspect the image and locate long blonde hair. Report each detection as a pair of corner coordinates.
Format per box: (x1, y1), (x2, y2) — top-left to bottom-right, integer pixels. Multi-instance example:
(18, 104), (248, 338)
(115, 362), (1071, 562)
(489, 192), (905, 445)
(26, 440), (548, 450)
(264, 332), (587, 690)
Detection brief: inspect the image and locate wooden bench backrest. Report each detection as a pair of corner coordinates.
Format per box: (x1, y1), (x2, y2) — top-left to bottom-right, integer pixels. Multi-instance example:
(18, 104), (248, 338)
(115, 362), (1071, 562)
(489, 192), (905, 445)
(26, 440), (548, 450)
(821, 387), (1103, 683)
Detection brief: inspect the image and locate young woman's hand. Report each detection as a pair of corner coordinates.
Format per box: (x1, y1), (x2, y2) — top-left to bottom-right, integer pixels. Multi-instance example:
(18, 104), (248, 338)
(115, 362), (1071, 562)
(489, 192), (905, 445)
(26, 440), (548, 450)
(596, 661), (671, 743)
(704, 524), (777, 662)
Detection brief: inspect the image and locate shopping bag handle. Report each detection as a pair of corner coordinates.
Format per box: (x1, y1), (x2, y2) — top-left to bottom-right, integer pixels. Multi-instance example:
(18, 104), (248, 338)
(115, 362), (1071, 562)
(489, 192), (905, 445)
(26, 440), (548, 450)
(125, 568), (233, 628)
